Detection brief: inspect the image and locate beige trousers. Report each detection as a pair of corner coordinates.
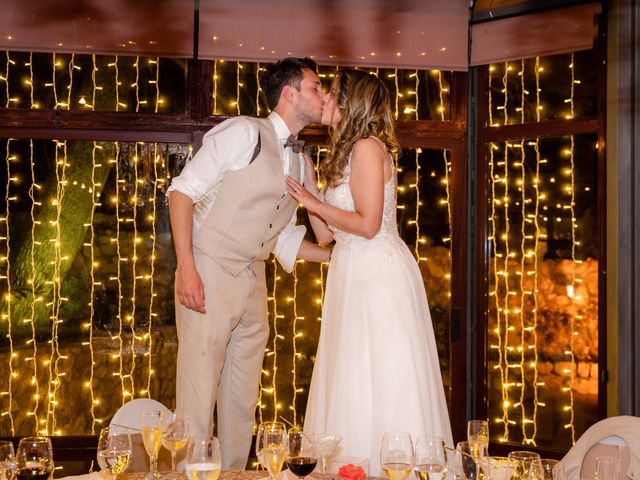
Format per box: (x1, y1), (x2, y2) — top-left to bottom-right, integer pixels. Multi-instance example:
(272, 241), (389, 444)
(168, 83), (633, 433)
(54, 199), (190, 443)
(176, 248), (269, 470)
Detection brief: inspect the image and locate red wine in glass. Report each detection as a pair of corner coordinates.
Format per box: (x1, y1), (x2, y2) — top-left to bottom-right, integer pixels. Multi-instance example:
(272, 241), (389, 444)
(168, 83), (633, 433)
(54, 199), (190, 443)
(286, 457), (318, 479)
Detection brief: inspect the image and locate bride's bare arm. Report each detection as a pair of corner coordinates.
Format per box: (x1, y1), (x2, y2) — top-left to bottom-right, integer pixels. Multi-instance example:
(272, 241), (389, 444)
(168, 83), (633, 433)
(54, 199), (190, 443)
(286, 138), (386, 239)
(302, 153), (334, 244)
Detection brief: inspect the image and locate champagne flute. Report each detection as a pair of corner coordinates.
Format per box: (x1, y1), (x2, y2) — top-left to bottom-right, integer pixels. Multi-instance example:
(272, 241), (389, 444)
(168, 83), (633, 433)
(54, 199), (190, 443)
(261, 425), (288, 480)
(413, 437), (445, 480)
(508, 451), (541, 480)
(311, 434), (342, 480)
(15, 437), (53, 480)
(142, 410), (163, 480)
(467, 421), (489, 463)
(380, 432), (414, 480)
(286, 430), (317, 480)
(0, 441), (16, 480)
(97, 427), (132, 480)
(161, 409), (190, 472)
(185, 436), (221, 480)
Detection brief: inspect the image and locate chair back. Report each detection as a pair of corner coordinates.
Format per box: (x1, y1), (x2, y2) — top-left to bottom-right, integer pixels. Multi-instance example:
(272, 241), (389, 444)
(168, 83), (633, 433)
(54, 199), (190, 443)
(109, 398), (172, 473)
(580, 436), (629, 479)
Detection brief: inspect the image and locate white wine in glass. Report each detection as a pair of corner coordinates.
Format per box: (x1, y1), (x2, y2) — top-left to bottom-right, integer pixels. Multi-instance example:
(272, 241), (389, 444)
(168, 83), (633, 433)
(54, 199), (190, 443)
(380, 432), (414, 480)
(142, 411), (163, 480)
(261, 425), (288, 480)
(185, 436), (221, 480)
(466, 420), (489, 463)
(413, 437), (445, 480)
(161, 409), (190, 472)
(255, 422), (286, 469)
(0, 440), (15, 480)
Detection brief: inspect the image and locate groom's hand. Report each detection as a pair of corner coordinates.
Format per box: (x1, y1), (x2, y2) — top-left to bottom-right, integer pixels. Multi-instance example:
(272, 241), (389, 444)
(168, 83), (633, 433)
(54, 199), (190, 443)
(176, 264), (207, 314)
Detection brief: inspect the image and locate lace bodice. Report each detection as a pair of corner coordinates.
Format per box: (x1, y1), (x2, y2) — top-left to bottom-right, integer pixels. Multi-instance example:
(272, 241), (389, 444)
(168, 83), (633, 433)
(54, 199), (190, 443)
(323, 153), (401, 248)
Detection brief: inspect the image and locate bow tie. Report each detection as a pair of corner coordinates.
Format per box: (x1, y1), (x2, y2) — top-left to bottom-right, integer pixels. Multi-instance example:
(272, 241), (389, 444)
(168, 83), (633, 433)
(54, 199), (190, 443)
(284, 135), (305, 154)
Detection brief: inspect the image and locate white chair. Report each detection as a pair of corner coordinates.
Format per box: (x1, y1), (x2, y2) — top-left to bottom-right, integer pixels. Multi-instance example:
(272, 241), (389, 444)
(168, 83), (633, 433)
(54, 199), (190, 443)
(109, 398), (172, 473)
(555, 416), (640, 479)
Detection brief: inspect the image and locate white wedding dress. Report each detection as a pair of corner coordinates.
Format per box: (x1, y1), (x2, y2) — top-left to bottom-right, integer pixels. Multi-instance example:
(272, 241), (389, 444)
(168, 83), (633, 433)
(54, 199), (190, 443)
(303, 151), (454, 476)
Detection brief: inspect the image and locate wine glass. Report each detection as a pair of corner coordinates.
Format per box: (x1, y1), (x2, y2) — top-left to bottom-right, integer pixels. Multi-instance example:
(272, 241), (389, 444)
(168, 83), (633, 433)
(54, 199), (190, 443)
(285, 430), (317, 480)
(0, 441), (16, 480)
(380, 432), (414, 480)
(538, 459), (558, 480)
(141, 410), (163, 480)
(594, 456), (621, 480)
(467, 420), (489, 463)
(96, 427), (132, 480)
(413, 436), (445, 480)
(15, 437), (53, 480)
(185, 436), (221, 480)
(260, 425), (288, 480)
(456, 442), (478, 479)
(161, 409), (190, 472)
(508, 451), (541, 480)
(256, 422), (286, 469)
(311, 434), (342, 480)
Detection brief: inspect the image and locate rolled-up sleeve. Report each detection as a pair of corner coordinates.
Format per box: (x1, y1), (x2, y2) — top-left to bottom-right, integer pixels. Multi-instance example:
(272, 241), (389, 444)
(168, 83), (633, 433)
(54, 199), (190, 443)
(167, 117), (258, 202)
(273, 211), (306, 272)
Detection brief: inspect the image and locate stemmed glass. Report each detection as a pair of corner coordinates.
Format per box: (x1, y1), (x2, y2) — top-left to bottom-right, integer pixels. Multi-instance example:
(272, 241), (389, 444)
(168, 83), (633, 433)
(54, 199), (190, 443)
(185, 436), (221, 480)
(161, 409), (190, 473)
(259, 424), (288, 480)
(0, 441), (16, 480)
(311, 434), (342, 480)
(479, 456), (518, 480)
(141, 410), (163, 480)
(97, 427), (132, 480)
(285, 431), (317, 480)
(456, 442), (478, 479)
(538, 459), (558, 480)
(508, 451), (542, 480)
(413, 436), (445, 480)
(467, 420), (489, 465)
(15, 437), (54, 480)
(594, 456), (621, 480)
(256, 422), (286, 470)
(380, 432), (414, 480)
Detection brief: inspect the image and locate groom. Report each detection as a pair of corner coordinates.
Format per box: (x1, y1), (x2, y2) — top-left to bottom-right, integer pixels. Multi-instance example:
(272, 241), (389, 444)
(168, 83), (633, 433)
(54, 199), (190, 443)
(167, 57), (330, 469)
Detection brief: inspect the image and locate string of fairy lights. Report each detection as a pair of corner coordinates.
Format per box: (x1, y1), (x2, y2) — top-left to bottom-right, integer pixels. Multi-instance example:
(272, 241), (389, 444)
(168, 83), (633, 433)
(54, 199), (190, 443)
(0, 50), (595, 452)
(487, 54), (588, 446)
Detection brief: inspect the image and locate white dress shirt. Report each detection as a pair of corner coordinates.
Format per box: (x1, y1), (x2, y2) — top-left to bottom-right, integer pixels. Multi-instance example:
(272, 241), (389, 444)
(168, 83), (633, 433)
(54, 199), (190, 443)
(167, 111), (306, 272)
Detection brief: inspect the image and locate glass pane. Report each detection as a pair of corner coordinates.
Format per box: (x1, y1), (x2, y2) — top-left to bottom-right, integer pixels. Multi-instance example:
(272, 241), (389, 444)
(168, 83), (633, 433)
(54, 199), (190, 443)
(485, 134), (599, 450)
(211, 61), (452, 121)
(487, 50), (599, 125)
(0, 51), (188, 113)
(0, 141), (455, 436)
(0, 138), (189, 435)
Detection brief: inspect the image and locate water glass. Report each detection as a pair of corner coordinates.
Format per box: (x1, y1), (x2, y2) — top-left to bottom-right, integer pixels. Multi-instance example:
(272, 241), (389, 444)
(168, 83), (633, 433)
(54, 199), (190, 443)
(467, 421), (489, 463)
(413, 436), (445, 480)
(15, 437), (54, 480)
(594, 456), (621, 480)
(380, 432), (414, 480)
(480, 456), (518, 480)
(508, 451), (541, 480)
(185, 436), (221, 480)
(0, 441), (16, 480)
(97, 427), (132, 479)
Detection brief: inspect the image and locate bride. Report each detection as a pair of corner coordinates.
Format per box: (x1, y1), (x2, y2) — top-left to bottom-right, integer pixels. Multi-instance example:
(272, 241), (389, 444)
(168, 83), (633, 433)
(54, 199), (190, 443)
(285, 69), (453, 476)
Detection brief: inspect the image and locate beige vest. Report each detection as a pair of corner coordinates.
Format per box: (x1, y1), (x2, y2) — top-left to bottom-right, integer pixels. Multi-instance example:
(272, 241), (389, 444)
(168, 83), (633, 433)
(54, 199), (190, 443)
(193, 117), (299, 276)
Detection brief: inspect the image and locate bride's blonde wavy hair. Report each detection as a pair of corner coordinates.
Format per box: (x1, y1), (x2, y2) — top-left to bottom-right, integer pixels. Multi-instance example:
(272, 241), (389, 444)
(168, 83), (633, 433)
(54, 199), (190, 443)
(319, 69), (401, 189)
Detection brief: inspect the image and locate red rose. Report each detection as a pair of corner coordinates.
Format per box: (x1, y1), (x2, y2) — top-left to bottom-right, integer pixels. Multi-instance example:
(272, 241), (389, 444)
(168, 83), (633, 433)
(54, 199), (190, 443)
(337, 464), (367, 480)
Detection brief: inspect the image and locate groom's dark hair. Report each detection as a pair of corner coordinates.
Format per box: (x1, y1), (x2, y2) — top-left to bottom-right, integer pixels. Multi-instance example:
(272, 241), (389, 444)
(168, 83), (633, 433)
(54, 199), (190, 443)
(261, 57), (318, 110)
